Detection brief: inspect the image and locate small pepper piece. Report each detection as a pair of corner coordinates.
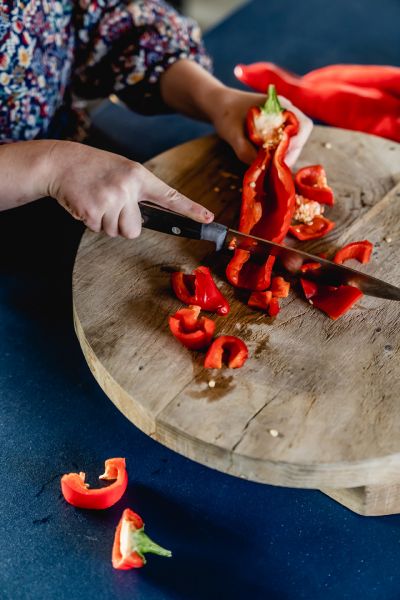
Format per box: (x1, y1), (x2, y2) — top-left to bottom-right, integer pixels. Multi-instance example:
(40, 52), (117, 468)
(112, 508), (172, 570)
(300, 279), (363, 319)
(171, 266), (230, 316)
(270, 276), (290, 298)
(333, 240), (373, 265)
(300, 278), (318, 300)
(295, 165), (335, 206)
(268, 297), (280, 317)
(169, 305), (215, 350)
(61, 458), (128, 510)
(289, 215), (335, 241)
(300, 261), (321, 273)
(226, 250), (276, 291)
(248, 290), (272, 311)
(204, 336), (249, 369)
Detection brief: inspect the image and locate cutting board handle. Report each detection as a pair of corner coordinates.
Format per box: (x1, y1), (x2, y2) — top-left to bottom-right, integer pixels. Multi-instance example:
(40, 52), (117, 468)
(139, 202), (228, 250)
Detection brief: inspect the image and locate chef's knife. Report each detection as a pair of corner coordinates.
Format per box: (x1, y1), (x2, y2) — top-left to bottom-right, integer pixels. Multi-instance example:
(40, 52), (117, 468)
(139, 202), (400, 301)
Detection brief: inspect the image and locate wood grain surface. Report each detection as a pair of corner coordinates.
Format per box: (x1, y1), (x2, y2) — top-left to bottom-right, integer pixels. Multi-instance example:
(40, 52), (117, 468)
(73, 127), (400, 512)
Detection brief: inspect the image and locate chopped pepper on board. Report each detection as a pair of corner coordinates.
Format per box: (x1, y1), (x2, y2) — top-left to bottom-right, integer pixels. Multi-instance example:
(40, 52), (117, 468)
(300, 279), (363, 320)
(171, 266), (230, 316)
(333, 240), (373, 265)
(268, 297), (280, 317)
(234, 62), (400, 142)
(289, 215), (335, 241)
(169, 305), (215, 350)
(248, 290), (272, 311)
(204, 336), (248, 369)
(61, 458), (128, 510)
(295, 165), (335, 206)
(226, 85), (299, 290)
(270, 276), (290, 298)
(112, 508), (172, 570)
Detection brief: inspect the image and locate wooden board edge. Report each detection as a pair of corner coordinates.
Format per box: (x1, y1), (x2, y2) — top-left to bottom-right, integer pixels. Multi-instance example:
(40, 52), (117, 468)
(321, 485), (400, 516)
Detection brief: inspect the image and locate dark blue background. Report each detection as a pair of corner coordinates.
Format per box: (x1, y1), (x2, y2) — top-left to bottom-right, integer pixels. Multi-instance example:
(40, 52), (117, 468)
(1, 1), (400, 598)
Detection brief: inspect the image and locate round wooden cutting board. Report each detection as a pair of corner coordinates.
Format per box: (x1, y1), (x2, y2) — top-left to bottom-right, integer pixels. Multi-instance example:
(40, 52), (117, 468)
(73, 127), (400, 515)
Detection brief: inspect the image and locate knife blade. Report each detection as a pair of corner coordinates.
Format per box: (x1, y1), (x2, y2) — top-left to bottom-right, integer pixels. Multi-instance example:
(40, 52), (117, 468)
(139, 202), (400, 301)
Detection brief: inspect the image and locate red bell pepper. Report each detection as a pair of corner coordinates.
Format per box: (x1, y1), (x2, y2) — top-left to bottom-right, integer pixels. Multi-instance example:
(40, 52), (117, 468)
(171, 266), (229, 316)
(301, 279), (363, 320)
(268, 297), (280, 317)
(248, 290), (272, 311)
(303, 64), (400, 99)
(270, 276), (290, 298)
(169, 305), (215, 350)
(204, 336), (248, 369)
(333, 240), (373, 265)
(289, 215), (335, 241)
(295, 165), (334, 206)
(226, 85), (299, 291)
(61, 458), (128, 510)
(112, 508), (172, 570)
(300, 261), (321, 273)
(234, 62), (400, 142)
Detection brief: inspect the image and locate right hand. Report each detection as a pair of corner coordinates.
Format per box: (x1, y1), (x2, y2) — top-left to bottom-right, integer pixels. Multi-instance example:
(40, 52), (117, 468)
(46, 141), (214, 238)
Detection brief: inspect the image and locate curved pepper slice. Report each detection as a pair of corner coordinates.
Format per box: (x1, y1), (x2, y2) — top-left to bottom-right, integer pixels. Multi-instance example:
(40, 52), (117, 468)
(248, 290), (272, 311)
(204, 336), (248, 369)
(300, 261), (321, 273)
(289, 215), (335, 241)
(295, 165), (334, 206)
(169, 305), (215, 350)
(226, 250), (275, 291)
(333, 240), (373, 265)
(112, 508), (172, 570)
(171, 266), (229, 316)
(61, 458), (128, 509)
(270, 276), (290, 298)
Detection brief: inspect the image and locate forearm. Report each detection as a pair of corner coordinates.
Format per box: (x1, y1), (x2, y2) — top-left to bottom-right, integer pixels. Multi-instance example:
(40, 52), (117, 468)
(160, 59), (227, 122)
(0, 140), (54, 211)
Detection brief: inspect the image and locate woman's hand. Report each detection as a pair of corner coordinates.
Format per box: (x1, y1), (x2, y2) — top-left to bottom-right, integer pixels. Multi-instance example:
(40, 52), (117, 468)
(46, 141), (214, 238)
(206, 87), (313, 168)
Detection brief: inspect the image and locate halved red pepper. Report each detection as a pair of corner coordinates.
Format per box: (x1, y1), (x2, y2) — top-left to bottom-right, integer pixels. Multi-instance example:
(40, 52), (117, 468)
(248, 290), (272, 311)
(295, 165), (334, 206)
(171, 266), (229, 316)
(226, 85), (299, 291)
(289, 215), (335, 241)
(204, 336), (248, 369)
(333, 240), (373, 265)
(61, 458), (128, 510)
(169, 305), (215, 350)
(112, 508), (172, 570)
(301, 279), (363, 319)
(270, 276), (290, 298)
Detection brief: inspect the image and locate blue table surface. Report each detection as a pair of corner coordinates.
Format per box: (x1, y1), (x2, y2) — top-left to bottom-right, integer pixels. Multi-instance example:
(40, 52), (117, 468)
(1, 1), (400, 599)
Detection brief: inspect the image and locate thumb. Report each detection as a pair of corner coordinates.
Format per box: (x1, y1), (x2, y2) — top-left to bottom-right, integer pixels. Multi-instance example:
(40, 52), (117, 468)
(139, 167), (214, 223)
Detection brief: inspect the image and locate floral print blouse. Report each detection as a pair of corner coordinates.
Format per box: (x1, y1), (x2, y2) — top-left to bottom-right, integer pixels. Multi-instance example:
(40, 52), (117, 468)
(0, 0), (211, 142)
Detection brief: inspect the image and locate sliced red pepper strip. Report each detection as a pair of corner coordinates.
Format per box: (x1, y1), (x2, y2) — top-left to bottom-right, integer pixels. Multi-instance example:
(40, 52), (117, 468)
(267, 297), (280, 317)
(300, 278), (318, 300)
(289, 215), (335, 241)
(61, 458), (128, 510)
(112, 508), (172, 570)
(333, 240), (373, 265)
(171, 266), (229, 316)
(270, 276), (290, 298)
(226, 250), (275, 291)
(234, 62), (400, 142)
(295, 165), (334, 206)
(169, 305), (215, 350)
(300, 261), (321, 273)
(204, 336), (249, 369)
(248, 290), (272, 311)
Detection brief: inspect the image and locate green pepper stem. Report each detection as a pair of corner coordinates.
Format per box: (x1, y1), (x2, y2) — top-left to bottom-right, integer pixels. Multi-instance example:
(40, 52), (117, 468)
(262, 84), (283, 114)
(133, 529), (172, 561)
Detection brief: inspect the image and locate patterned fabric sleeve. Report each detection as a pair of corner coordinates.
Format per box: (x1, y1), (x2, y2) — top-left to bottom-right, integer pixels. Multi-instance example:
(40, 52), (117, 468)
(73, 0), (212, 114)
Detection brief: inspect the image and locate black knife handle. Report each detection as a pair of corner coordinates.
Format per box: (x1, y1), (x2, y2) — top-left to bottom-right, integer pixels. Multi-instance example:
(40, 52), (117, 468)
(139, 202), (228, 251)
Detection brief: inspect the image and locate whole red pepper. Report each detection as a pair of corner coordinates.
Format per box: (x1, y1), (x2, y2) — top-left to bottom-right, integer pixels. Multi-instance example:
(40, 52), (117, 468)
(333, 240), (373, 265)
(226, 85), (299, 291)
(295, 165), (334, 206)
(303, 64), (400, 99)
(171, 266), (230, 316)
(169, 305), (215, 350)
(204, 336), (248, 369)
(61, 458), (128, 510)
(234, 62), (400, 142)
(112, 508), (172, 570)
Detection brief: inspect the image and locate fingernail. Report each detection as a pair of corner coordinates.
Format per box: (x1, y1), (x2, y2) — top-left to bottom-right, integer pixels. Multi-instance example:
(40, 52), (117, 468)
(204, 209), (214, 221)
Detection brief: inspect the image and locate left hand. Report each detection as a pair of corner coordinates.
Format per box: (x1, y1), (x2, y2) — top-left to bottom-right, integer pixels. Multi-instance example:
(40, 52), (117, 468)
(207, 87), (313, 168)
